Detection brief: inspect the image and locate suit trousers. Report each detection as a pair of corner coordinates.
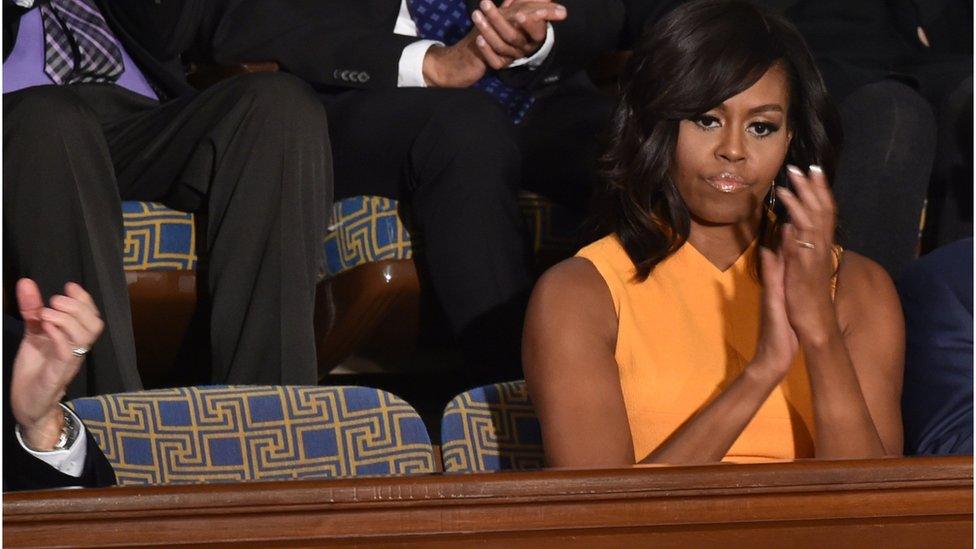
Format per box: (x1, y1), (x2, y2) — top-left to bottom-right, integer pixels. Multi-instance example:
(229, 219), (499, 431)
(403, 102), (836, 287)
(321, 75), (613, 383)
(3, 73), (333, 397)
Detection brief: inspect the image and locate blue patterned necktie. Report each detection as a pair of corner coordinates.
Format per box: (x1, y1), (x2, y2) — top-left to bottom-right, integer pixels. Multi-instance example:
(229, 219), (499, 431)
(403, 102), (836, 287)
(39, 0), (124, 85)
(407, 0), (535, 123)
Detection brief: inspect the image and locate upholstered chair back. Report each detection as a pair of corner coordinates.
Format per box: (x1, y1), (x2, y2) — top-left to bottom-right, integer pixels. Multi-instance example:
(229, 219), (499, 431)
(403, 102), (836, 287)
(69, 385), (435, 485)
(440, 381), (545, 473)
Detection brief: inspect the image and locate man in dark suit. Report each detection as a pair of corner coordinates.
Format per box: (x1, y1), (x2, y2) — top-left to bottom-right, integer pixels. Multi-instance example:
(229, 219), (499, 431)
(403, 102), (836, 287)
(207, 0), (625, 381)
(899, 238), (973, 456)
(3, 0), (333, 396)
(4, 280), (115, 491)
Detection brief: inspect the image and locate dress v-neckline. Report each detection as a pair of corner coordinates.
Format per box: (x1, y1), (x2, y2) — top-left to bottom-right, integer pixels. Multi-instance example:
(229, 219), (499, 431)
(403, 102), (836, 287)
(681, 239), (758, 276)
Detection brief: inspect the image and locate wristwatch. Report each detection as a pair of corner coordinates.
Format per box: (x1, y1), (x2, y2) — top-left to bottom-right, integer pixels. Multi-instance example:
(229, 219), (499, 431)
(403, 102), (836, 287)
(52, 405), (80, 451)
(17, 404), (80, 453)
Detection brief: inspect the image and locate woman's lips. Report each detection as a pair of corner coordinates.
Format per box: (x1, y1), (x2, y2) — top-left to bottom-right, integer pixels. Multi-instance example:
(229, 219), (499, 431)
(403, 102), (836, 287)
(706, 172), (750, 193)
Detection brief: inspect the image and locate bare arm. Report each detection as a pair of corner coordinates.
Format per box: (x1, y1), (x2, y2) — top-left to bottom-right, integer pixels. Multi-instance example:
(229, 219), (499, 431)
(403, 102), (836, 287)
(777, 166), (903, 458)
(805, 252), (904, 457)
(523, 258), (634, 468)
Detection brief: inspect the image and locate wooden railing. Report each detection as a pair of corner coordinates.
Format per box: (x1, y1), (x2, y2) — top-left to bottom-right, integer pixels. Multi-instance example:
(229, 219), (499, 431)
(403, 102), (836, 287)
(4, 456), (972, 547)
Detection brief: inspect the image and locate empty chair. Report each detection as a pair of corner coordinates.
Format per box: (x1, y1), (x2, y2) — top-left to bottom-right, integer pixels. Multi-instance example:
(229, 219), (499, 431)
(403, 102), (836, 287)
(69, 385), (435, 485)
(440, 381), (544, 473)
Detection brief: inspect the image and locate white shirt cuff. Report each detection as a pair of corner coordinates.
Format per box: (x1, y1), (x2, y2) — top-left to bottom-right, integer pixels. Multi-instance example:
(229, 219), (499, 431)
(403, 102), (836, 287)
(13, 0), (35, 8)
(15, 404), (88, 478)
(398, 39), (443, 87)
(509, 23), (554, 69)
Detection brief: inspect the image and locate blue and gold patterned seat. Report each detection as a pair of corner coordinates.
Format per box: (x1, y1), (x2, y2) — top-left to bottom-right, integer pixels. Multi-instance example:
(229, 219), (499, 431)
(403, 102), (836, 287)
(122, 192), (577, 277)
(440, 380), (545, 473)
(68, 385), (435, 485)
(121, 201), (197, 271)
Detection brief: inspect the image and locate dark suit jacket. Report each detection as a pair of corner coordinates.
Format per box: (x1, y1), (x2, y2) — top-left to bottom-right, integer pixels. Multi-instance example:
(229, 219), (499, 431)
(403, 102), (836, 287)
(3, 317), (116, 492)
(209, 0), (624, 93)
(898, 238), (974, 456)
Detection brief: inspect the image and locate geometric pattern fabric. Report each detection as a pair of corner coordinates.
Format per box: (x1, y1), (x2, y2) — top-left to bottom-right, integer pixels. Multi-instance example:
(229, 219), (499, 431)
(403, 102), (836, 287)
(121, 201), (196, 270)
(323, 196), (414, 277)
(440, 380), (545, 473)
(68, 385), (435, 485)
(121, 193), (578, 276)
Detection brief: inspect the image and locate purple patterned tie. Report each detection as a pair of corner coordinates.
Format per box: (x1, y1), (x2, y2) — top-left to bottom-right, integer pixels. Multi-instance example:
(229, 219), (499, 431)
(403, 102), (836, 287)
(408, 0), (535, 123)
(39, 0), (124, 85)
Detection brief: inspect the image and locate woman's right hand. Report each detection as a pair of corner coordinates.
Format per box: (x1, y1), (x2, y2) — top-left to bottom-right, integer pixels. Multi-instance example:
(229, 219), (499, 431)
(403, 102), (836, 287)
(752, 247), (799, 379)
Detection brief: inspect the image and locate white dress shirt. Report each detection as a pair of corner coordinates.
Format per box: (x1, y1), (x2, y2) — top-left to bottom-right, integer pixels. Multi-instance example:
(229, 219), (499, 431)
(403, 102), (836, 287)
(15, 404), (88, 478)
(394, 0), (554, 87)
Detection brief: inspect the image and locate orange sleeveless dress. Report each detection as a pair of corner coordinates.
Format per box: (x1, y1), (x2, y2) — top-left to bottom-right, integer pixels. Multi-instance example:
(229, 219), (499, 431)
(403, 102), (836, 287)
(577, 235), (831, 462)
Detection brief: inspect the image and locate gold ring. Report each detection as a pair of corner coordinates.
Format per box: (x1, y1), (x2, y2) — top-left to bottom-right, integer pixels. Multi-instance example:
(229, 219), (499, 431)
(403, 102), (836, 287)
(795, 239), (816, 250)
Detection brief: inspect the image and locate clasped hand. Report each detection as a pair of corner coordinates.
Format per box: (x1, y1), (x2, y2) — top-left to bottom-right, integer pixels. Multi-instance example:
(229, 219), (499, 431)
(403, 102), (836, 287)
(755, 165), (840, 377)
(423, 0), (566, 88)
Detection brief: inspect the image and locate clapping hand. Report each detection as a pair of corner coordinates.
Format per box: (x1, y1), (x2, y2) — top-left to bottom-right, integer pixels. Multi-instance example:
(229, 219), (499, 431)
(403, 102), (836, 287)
(10, 279), (102, 451)
(775, 165), (839, 344)
(754, 245), (799, 379)
(471, 0), (566, 70)
(753, 165), (839, 375)
(422, 0), (566, 87)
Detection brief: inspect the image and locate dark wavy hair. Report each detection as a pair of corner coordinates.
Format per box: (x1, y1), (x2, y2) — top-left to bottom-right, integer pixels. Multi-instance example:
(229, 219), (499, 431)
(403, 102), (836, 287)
(592, 0), (842, 280)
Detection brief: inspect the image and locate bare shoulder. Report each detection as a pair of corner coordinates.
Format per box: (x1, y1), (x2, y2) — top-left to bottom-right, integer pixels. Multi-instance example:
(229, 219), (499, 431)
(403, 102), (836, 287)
(525, 256), (619, 358)
(534, 256), (612, 302)
(835, 250), (898, 305)
(531, 257), (617, 330)
(834, 250), (904, 338)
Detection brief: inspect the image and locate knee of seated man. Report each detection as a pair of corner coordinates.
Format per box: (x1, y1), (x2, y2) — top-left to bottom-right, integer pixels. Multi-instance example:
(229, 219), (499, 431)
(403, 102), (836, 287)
(432, 90), (518, 153)
(223, 71), (327, 129)
(6, 86), (100, 141)
(844, 80), (937, 138)
(424, 90), (521, 186)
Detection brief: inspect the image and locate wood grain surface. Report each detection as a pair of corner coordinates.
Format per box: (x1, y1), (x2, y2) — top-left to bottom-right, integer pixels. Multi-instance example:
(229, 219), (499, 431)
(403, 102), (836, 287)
(4, 456), (971, 547)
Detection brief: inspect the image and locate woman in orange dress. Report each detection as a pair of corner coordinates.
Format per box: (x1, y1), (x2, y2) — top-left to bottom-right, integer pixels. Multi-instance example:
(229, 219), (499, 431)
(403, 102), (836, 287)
(523, 0), (904, 466)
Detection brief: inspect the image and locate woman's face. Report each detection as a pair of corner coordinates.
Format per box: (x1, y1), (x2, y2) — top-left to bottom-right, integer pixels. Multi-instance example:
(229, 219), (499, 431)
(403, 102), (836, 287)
(671, 64), (792, 227)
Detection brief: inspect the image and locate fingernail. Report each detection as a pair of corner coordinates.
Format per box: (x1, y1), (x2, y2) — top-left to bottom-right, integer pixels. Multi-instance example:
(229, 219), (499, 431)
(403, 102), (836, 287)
(786, 165), (803, 177)
(472, 10), (484, 24)
(809, 165), (823, 174)
(536, 8), (548, 16)
(516, 12), (527, 22)
(480, 0), (492, 10)
(555, 5), (566, 13)
(476, 35), (486, 46)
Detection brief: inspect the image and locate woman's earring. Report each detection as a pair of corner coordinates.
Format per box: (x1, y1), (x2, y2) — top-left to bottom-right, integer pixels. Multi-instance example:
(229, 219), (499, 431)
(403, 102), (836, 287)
(765, 183), (777, 211)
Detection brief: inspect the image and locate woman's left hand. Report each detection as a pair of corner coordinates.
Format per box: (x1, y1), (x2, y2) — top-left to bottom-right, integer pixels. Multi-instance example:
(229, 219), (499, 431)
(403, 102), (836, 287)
(775, 165), (840, 343)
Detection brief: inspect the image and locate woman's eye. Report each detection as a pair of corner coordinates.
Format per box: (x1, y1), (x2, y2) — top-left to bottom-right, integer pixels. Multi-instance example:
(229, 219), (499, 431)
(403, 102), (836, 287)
(749, 122), (780, 137)
(693, 115), (721, 130)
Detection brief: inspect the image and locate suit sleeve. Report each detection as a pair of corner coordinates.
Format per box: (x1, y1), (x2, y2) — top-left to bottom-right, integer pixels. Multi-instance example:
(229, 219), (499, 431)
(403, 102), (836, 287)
(497, 0), (625, 92)
(209, 0), (423, 89)
(898, 238), (974, 456)
(3, 427), (117, 492)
